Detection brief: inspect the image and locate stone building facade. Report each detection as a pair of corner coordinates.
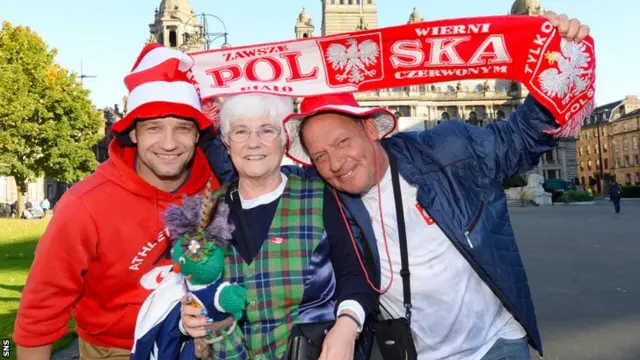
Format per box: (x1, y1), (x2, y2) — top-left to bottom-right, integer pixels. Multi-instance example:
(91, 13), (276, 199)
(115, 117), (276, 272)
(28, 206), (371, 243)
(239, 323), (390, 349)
(610, 110), (640, 185)
(577, 95), (640, 191)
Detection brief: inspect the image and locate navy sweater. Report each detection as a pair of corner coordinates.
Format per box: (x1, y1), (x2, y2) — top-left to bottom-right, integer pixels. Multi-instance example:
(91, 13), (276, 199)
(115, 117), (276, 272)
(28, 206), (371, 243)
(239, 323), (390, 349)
(222, 184), (374, 319)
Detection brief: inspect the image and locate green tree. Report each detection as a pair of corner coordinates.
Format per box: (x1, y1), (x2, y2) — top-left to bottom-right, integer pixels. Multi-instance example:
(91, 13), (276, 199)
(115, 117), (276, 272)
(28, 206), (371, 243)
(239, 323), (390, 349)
(0, 21), (103, 217)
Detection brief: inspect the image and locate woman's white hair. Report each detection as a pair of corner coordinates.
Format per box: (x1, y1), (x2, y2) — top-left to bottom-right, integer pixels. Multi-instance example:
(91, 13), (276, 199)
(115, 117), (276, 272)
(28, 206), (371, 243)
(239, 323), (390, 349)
(219, 93), (294, 145)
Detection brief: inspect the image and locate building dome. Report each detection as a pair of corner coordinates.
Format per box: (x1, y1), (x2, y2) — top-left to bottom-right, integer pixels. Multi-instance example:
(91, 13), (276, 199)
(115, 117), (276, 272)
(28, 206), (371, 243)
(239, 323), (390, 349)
(159, 0), (196, 16)
(408, 7), (424, 23)
(510, 0), (544, 15)
(297, 7), (312, 25)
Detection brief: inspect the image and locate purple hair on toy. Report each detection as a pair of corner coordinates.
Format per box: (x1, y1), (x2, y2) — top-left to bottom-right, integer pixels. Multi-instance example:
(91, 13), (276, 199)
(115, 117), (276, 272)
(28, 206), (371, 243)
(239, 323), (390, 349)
(163, 194), (235, 249)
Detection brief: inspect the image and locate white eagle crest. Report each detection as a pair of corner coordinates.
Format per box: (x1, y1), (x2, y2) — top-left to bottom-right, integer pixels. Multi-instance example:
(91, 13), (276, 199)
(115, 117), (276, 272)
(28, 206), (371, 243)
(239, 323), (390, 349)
(538, 38), (592, 105)
(326, 38), (380, 83)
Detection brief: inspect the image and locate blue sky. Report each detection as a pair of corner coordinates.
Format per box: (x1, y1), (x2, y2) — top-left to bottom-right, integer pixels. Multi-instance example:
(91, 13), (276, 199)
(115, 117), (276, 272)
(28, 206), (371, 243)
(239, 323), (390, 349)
(1, 0), (636, 108)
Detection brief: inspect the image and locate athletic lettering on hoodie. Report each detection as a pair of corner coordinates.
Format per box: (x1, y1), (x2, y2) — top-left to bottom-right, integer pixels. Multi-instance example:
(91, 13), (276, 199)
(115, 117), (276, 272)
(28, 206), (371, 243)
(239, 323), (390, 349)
(13, 139), (219, 350)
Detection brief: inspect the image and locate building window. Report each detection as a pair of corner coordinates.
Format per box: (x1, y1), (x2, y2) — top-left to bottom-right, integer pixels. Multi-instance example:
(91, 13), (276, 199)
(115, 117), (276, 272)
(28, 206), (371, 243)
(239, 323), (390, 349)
(633, 136), (638, 149)
(604, 158), (609, 169)
(579, 147), (583, 156)
(468, 111), (478, 125)
(626, 173), (632, 185)
(624, 155), (630, 167)
(547, 169), (558, 179)
(636, 154), (640, 166)
(586, 145), (591, 155)
(169, 30), (177, 47)
(616, 158), (621, 167)
(418, 85), (427, 93)
(602, 128), (607, 137)
(623, 138), (629, 151)
(614, 141), (618, 152)
(580, 161), (584, 170)
(587, 160), (592, 170)
(596, 159), (600, 168)
(636, 172), (640, 184)
(387, 106), (410, 117)
(447, 85), (455, 93)
(603, 143), (608, 152)
(545, 151), (555, 162)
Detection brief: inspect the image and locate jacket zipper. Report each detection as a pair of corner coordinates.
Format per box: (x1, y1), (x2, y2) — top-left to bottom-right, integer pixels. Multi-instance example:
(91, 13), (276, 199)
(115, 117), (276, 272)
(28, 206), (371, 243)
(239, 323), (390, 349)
(464, 201), (485, 249)
(426, 202), (534, 353)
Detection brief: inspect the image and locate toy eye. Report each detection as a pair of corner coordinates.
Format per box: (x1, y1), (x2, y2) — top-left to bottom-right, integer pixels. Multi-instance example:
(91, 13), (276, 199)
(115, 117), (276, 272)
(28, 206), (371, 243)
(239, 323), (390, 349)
(179, 257), (186, 265)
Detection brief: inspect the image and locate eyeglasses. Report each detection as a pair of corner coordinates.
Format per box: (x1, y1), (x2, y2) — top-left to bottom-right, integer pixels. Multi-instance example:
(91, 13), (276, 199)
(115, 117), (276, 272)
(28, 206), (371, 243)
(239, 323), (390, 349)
(228, 125), (281, 143)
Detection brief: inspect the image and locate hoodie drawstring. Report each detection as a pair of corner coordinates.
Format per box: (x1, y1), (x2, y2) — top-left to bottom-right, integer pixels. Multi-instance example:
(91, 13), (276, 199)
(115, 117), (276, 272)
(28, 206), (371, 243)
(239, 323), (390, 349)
(152, 193), (168, 266)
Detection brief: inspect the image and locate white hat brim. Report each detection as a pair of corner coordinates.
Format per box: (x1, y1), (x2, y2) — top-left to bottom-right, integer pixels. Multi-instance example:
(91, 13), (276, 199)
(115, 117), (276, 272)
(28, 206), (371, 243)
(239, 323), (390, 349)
(283, 104), (397, 166)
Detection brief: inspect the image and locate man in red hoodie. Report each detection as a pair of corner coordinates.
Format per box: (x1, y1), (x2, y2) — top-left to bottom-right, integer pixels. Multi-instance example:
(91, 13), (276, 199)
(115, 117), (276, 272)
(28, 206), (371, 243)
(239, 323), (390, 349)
(13, 44), (220, 359)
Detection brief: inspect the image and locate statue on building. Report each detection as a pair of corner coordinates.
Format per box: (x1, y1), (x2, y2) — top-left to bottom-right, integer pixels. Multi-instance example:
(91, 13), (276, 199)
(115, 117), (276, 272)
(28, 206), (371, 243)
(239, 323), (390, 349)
(456, 81), (462, 92)
(122, 95), (128, 115)
(145, 33), (157, 45)
(483, 80), (490, 92)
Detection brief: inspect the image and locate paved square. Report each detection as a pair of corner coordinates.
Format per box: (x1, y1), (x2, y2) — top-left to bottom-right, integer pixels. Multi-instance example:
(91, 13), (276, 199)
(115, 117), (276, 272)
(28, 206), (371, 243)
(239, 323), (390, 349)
(511, 200), (640, 359)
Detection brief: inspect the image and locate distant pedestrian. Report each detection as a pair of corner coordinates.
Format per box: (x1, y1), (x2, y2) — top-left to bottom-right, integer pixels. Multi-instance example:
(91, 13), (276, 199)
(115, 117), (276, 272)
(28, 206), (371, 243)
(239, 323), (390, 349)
(609, 181), (622, 214)
(40, 199), (50, 216)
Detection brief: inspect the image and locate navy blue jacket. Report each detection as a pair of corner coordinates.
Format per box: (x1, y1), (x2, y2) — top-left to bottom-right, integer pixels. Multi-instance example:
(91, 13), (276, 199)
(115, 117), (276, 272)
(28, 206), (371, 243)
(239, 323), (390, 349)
(202, 95), (557, 355)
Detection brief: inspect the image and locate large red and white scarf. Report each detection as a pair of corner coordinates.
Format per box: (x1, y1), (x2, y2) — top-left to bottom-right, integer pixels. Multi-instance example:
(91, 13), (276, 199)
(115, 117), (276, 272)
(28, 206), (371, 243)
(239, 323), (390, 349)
(189, 15), (596, 137)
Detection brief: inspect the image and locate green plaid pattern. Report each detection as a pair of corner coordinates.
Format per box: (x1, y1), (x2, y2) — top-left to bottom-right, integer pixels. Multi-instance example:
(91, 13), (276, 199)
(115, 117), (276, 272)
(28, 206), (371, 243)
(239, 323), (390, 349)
(211, 176), (325, 359)
(210, 322), (248, 359)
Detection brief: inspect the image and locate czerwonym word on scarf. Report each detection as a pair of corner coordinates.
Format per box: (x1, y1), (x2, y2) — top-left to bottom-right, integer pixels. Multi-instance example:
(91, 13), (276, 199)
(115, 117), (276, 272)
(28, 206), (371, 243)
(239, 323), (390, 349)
(188, 15), (596, 138)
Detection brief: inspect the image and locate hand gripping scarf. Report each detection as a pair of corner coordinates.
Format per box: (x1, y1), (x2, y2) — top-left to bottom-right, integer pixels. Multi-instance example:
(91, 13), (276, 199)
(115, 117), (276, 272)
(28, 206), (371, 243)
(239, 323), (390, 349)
(189, 15), (596, 137)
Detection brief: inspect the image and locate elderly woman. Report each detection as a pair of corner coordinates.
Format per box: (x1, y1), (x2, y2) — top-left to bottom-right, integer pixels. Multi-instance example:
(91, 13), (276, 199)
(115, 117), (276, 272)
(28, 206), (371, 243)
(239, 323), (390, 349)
(181, 93), (374, 360)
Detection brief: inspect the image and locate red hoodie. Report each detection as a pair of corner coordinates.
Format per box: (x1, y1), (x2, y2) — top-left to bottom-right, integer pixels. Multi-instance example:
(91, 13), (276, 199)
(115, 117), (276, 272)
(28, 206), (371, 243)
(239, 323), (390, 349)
(13, 140), (220, 349)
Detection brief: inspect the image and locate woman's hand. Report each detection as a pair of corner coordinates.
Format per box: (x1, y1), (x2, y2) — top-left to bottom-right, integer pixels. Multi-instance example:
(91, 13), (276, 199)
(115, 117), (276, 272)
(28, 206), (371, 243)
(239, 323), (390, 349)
(318, 316), (360, 360)
(179, 293), (234, 337)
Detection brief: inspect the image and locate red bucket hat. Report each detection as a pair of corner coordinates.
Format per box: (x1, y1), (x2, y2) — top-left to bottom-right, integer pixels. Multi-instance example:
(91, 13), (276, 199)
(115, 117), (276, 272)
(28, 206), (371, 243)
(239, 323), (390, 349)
(112, 43), (212, 134)
(282, 93), (397, 166)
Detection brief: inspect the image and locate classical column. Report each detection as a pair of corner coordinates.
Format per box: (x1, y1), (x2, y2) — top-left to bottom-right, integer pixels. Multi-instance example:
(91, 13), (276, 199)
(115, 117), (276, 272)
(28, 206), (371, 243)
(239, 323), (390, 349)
(560, 147), (568, 180)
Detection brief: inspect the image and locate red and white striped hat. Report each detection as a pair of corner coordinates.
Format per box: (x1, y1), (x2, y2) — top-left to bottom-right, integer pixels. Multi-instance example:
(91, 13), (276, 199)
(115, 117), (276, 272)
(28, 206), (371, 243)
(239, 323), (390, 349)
(283, 93), (397, 166)
(112, 43), (211, 133)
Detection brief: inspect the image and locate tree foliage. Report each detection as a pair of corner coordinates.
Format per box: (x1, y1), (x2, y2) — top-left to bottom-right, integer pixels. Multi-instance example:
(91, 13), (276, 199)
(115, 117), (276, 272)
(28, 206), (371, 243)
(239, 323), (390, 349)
(0, 21), (103, 212)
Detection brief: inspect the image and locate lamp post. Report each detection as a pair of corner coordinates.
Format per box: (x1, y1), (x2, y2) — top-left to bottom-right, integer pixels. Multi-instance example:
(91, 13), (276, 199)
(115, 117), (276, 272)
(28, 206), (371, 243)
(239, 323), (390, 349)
(595, 109), (608, 193)
(179, 13), (230, 52)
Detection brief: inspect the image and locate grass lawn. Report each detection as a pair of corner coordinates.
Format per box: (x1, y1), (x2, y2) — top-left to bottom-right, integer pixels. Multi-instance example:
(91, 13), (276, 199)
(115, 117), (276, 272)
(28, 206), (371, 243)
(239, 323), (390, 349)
(0, 217), (76, 360)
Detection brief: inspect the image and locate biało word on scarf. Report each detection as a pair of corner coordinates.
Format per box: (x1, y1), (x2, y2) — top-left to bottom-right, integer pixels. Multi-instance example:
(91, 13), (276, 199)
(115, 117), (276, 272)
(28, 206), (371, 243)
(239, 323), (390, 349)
(189, 15), (595, 138)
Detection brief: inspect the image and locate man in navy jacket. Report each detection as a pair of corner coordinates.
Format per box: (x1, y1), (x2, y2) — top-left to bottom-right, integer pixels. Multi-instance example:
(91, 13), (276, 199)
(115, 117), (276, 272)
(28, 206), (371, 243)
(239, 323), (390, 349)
(201, 11), (589, 359)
